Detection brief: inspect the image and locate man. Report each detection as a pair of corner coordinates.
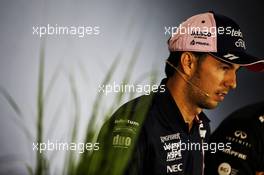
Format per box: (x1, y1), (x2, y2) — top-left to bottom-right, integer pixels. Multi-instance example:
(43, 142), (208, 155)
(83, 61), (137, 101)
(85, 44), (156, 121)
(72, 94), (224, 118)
(205, 102), (264, 175)
(86, 12), (264, 175)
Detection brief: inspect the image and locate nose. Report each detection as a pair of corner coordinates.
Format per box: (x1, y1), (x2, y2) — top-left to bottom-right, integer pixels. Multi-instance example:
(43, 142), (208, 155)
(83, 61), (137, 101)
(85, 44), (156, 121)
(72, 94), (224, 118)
(224, 71), (237, 90)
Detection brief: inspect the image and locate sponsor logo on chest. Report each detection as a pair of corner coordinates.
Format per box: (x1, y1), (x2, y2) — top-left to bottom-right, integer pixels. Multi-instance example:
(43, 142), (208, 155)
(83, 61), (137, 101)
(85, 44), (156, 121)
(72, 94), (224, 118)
(160, 133), (183, 173)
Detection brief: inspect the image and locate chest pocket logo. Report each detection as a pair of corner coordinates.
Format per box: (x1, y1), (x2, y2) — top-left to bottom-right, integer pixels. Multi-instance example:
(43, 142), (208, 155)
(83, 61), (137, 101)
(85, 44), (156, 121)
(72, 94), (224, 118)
(234, 130), (247, 139)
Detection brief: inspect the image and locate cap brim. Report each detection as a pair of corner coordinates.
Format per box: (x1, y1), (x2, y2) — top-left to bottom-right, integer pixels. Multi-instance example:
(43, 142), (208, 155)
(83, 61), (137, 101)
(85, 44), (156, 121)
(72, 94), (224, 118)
(209, 52), (264, 72)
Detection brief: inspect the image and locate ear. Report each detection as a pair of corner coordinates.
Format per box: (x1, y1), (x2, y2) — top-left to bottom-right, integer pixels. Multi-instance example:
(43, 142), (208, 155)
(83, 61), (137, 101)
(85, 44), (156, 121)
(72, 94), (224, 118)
(179, 52), (196, 76)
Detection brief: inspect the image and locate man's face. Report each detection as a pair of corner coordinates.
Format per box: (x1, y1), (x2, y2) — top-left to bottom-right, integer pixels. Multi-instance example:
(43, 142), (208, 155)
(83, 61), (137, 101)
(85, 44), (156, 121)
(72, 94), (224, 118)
(188, 54), (240, 109)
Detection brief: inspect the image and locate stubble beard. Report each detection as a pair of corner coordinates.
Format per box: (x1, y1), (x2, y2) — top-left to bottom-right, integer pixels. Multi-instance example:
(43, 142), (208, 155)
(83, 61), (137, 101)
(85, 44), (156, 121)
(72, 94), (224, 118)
(188, 72), (219, 110)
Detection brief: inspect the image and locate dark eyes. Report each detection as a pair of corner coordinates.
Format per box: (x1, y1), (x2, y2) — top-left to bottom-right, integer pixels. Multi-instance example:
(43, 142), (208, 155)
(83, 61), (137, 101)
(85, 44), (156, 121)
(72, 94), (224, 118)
(221, 66), (230, 71)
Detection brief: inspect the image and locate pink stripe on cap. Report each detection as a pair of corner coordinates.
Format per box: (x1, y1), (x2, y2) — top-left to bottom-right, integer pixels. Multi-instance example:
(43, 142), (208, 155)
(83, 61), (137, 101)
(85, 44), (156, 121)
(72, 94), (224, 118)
(168, 12), (217, 52)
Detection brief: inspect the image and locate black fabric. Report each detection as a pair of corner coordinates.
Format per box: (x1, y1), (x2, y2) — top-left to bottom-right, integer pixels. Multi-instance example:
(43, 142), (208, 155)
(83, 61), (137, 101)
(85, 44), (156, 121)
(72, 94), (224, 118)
(209, 12), (264, 69)
(214, 12), (244, 54)
(92, 78), (211, 175)
(205, 101), (264, 175)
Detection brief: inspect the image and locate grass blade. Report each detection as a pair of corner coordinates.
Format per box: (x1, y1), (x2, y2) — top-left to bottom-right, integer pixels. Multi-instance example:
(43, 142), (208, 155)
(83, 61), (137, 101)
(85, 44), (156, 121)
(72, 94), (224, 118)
(44, 64), (62, 105)
(0, 86), (23, 118)
(65, 72), (80, 175)
(76, 52), (121, 175)
(106, 41), (142, 118)
(35, 39), (46, 175)
(0, 87), (33, 141)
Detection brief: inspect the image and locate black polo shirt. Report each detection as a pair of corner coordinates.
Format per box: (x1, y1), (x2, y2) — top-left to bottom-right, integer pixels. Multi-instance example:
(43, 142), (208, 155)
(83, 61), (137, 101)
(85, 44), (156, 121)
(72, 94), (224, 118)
(91, 79), (211, 175)
(205, 101), (264, 175)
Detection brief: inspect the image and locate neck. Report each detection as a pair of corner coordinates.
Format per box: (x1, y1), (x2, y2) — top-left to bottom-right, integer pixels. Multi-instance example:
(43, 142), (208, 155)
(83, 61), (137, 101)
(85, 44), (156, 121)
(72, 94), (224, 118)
(166, 76), (202, 129)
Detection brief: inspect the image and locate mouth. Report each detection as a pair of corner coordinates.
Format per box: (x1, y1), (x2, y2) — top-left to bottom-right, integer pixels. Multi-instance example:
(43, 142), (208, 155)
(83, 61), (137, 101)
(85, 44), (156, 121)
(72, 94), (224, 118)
(215, 92), (228, 101)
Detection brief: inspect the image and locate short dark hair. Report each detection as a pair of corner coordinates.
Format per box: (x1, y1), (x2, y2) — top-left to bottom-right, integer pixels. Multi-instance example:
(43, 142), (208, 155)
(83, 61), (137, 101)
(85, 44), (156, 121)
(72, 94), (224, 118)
(165, 51), (207, 78)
